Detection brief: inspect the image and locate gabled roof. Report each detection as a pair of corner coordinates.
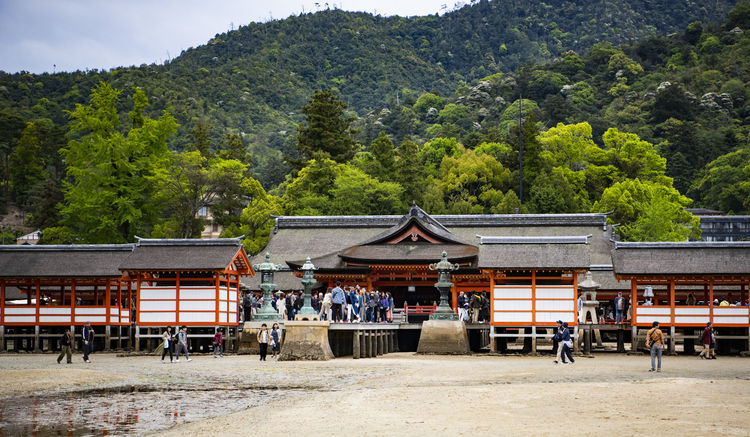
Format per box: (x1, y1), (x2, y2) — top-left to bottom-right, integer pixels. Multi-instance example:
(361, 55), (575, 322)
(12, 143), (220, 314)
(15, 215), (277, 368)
(358, 204), (468, 246)
(612, 241), (750, 276)
(477, 235), (591, 269)
(0, 245), (134, 278)
(120, 238), (251, 273)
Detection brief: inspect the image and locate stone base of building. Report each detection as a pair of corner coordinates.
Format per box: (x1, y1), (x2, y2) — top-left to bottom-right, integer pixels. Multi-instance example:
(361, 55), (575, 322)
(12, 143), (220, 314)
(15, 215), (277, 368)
(416, 320), (470, 355)
(278, 321), (334, 361)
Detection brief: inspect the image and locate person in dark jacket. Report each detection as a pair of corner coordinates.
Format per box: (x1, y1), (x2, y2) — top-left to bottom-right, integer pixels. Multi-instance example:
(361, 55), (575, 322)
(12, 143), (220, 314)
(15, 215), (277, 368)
(699, 322), (716, 359)
(57, 329), (72, 364)
(82, 321), (94, 363)
(379, 294), (389, 323)
(481, 291), (490, 323)
(560, 322), (575, 364)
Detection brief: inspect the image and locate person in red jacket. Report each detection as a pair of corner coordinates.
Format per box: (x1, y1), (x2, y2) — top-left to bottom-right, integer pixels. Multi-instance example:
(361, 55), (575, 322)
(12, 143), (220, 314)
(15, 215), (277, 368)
(213, 328), (224, 358)
(699, 322), (716, 359)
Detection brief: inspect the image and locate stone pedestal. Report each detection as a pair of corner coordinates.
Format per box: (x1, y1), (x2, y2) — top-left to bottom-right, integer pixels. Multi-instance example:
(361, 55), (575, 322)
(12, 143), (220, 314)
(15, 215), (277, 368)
(278, 321), (334, 361)
(416, 320), (470, 355)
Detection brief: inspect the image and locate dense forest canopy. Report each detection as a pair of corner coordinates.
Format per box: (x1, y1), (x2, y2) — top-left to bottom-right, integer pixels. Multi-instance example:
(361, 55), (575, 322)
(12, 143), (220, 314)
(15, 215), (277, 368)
(1, 0), (750, 249)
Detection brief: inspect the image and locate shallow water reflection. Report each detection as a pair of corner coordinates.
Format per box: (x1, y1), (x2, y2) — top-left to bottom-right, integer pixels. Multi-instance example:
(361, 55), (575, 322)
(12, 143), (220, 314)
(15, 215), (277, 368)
(0, 388), (277, 436)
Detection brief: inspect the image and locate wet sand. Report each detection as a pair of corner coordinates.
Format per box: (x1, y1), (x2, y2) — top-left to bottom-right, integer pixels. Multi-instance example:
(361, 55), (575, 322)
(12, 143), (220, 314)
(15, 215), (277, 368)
(1, 353), (749, 436)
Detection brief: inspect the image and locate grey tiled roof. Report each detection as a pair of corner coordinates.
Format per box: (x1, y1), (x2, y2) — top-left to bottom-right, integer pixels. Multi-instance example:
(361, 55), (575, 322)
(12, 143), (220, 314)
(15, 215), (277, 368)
(612, 241), (750, 275)
(0, 245), (134, 278)
(120, 238), (245, 271)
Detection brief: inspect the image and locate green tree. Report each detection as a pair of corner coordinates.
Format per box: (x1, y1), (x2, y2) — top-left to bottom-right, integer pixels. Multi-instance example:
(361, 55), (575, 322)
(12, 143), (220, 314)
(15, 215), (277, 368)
(420, 137), (461, 175)
(236, 178), (284, 255)
(593, 178), (699, 241)
(188, 121), (213, 157)
(329, 165), (405, 215)
(217, 133), (251, 164)
(58, 83), (178, 243)
(295, 89), (358, 164)
(413, 92), (445, 115)
(691, 147), (750, 214)
(9, 122), (44, 206)
(395, 139), (426, 205)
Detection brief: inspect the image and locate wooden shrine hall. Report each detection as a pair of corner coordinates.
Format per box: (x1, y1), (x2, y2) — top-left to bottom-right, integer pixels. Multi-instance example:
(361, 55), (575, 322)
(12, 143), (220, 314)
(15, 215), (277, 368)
(0, 238), (253, 352)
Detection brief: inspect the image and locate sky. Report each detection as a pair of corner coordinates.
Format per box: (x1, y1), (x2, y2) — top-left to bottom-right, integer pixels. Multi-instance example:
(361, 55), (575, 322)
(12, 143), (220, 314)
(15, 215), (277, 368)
(0, 0), (456, 74)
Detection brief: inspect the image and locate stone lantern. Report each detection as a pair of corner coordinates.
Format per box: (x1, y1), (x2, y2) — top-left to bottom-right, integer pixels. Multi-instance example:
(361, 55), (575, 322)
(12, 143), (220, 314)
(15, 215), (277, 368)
(295, 256), (318, 320)
(428, 251), (460, 320)
(253, 253), (282, 322)
(579, 271), (601, 301)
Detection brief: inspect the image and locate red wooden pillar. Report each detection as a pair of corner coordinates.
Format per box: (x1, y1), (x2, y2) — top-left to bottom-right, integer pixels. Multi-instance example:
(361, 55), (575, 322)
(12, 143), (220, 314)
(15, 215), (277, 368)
(175, 272), (181, 325)
(489, 271), (495, 325)
(709, 278), (714, 324)
(215, 272), (220, 324)
(117, 280), (122, 324)
(1, 280), (5, 323)
(573, 270), (579, 325)
(105, 279), (111, 324)
(669, 279), (675, 326)
(531, 270), (536, 326)
(631, 279), (638, 325)
(451, 284), (457, 311)
(71, 279), (77, 325)
(136, 272), (142, 324)
(35, 278), (40, 324)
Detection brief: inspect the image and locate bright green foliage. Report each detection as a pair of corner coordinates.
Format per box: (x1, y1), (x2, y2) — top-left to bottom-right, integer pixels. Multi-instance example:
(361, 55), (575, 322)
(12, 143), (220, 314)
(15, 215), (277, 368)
(413, 93), (445, 115)
(499, 99), (540, 136)
(438, 147), (513, 213)
(295, 89), (358, 164)
(59, 83), (178, 243)
(607, 52), (644, 79)
(601, 128), (668, 183)
(329, 165), (404, 215)
(236, 179), (284, 255)
(187, 121), (213, 157)
(593, 178), (699, 241)
(437, 104), (470, 126)
(420, 137), (461, 175)
(691, 147), (750, 214)
(281, 158), (339, 215)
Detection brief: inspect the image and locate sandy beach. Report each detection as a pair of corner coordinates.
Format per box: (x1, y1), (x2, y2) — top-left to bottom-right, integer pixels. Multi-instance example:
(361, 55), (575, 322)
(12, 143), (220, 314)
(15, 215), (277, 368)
(1, 352), (749, 436)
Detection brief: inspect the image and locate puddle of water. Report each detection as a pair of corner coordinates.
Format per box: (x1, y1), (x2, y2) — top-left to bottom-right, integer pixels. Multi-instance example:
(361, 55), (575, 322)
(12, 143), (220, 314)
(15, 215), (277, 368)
(0, 388), (280, 436)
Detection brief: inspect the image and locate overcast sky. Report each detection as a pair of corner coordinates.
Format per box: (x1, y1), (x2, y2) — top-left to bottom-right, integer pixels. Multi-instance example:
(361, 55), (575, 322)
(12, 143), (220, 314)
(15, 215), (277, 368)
(0, 0), (454, 74)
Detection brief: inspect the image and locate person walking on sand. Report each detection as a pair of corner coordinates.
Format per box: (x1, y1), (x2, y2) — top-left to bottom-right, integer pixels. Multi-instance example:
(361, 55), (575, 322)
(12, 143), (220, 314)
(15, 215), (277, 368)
(213, 328), (224, 358)
(270, 323), (282, 359)
(646, 321), (665, 372)
(258, 323), (270, 361)
(82, 321), (94, 363)
(560, 322), (575, 364)
(161, 326), (174, 363)
(57, 328), (73, 364)
(553, 320), (563, 364)
(175, 326), (192, 362)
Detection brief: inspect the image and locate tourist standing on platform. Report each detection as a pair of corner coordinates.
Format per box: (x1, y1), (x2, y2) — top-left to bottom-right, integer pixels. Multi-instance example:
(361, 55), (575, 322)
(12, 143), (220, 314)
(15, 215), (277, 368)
(387, 292), (394, 323)
(320, 289), (332, 321)
(57, 328), (72, 364)
(350, 288), (360, 322)
(470, 292), (482, 324)
(577, 295), (584, 323)
(614, 292), (625, 324)
(161, 326), (174, 363)
(331, 281), (346, 322)
(277, 293), (287, 320)
(213, 328), (224, 358)
(553, 320), (563, 364)
(646, 321), (664, 372)
(257, 324), (269, 361)
(286, 292), (296, 321)
(457, 292), (467, 322)
(367, 291), (377, 322)
(270, 323), (282, 359)
(82, 321), (94, 363)
(561, 322), (575, 364)
(379, 293), (389, 323)
(312, 293), (320, 313)
(175, 326), (191, 362)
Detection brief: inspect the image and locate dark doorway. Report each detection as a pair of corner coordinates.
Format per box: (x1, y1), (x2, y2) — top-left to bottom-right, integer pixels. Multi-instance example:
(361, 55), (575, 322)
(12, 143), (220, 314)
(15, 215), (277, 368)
(373, 284), (439, 308)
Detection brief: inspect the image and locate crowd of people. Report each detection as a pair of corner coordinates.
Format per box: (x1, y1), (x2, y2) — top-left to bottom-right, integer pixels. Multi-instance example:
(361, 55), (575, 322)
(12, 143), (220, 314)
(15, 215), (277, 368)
(311, 281), (395, 323)
(456, 291), (491, 323)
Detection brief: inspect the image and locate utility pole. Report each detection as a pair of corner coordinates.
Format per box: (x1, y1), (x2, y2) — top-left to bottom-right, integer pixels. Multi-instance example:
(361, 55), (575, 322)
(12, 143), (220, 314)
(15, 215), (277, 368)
(519, 92), (523, 204)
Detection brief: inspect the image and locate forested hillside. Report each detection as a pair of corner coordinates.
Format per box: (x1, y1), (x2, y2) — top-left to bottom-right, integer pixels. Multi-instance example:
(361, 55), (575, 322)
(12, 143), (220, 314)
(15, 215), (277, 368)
(1, 0), (749, 248)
